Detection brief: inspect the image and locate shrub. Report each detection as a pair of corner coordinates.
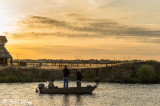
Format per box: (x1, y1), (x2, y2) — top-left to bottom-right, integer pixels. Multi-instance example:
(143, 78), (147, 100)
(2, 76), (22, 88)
(136, 64), (156, 83)
(146, 60), (157, 65)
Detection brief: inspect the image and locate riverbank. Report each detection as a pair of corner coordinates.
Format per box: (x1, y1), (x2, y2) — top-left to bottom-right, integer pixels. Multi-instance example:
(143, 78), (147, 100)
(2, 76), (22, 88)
(0, 60), (160, 83)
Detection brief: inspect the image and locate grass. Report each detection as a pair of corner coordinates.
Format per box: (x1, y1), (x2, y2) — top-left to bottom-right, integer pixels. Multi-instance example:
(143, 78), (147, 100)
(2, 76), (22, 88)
(0, 65), (58, 83)
(0, 60), (160, 83)
(136, 64), (156, 83)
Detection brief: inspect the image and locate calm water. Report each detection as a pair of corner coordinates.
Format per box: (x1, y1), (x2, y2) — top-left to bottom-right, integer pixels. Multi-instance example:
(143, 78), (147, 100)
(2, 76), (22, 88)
(0, 81), (160, 106)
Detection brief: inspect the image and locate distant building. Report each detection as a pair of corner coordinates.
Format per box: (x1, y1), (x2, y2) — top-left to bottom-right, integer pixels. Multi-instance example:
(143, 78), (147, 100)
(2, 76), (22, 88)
(0, 36), (12, 65)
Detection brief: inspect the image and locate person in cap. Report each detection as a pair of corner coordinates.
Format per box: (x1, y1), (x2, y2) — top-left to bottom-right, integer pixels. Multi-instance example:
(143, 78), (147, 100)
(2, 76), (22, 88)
(48, 79), (55, 89)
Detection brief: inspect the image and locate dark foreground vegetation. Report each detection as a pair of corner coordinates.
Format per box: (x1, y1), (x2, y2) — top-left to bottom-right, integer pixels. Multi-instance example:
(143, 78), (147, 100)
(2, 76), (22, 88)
(0, 60), (160, 83)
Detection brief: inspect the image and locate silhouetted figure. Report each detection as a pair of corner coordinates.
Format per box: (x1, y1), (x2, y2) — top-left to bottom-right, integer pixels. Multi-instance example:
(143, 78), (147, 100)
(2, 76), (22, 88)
(63, 65), (70, 88)
(76, 69), (83, 88)
(36, 88), (38, 93)
(48, 79), (55, 89)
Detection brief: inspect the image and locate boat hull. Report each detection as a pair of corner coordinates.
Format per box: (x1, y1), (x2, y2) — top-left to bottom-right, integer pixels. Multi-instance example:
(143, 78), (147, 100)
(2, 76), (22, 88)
(39, 86), (97, 94)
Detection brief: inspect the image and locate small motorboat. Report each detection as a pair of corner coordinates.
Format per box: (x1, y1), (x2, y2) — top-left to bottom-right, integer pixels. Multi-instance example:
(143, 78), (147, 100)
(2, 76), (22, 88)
(37, 84), (97, 94)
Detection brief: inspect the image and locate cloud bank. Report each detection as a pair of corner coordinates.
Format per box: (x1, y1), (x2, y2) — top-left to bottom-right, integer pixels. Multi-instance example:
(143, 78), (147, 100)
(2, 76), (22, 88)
(9, 15), (160, 42)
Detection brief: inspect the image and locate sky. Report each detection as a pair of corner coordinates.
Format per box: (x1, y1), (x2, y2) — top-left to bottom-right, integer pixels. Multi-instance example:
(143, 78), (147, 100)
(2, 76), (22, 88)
(0, 0), (160, 60)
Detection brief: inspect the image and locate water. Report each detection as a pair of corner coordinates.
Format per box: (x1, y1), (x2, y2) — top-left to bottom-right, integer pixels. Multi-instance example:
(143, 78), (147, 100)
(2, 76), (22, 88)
(0, 81), (160, 106)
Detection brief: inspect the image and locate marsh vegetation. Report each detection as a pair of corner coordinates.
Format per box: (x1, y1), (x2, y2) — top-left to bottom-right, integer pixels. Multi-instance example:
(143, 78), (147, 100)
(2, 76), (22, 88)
(0, 60), (160, 83)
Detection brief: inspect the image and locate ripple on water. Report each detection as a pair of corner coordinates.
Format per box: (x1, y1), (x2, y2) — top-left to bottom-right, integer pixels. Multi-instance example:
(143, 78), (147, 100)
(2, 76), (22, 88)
(0, 82), (160, 106)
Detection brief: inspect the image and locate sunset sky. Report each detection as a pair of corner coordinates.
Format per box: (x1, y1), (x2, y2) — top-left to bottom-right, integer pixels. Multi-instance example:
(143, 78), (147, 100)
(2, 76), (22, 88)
(1, 0), (160, 60)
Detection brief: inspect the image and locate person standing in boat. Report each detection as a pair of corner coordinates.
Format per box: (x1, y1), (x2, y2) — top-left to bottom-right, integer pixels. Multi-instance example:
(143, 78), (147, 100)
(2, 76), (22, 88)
(76, 69), (83, 88)
(63, 65), (70, 88)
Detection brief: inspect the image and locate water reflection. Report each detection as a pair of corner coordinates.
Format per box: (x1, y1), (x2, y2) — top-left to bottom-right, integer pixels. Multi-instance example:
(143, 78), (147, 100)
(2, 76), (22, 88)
(48, 94), (54, 100)
(62, 95), (70, 106)
(76, 95), (81, 103)
(75, 95), (82, 106)
(0, 82), (160, 106)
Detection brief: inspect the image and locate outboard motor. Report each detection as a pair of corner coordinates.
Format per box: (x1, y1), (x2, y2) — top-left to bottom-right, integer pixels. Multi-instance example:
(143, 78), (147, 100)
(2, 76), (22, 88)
(87, 85), (92, 87)
(38, 83), (45, 89)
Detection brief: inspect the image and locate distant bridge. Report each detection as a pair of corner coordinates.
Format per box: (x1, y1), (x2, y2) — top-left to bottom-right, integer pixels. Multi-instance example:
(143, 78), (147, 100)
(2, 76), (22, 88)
(12, 59), (114, 68)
